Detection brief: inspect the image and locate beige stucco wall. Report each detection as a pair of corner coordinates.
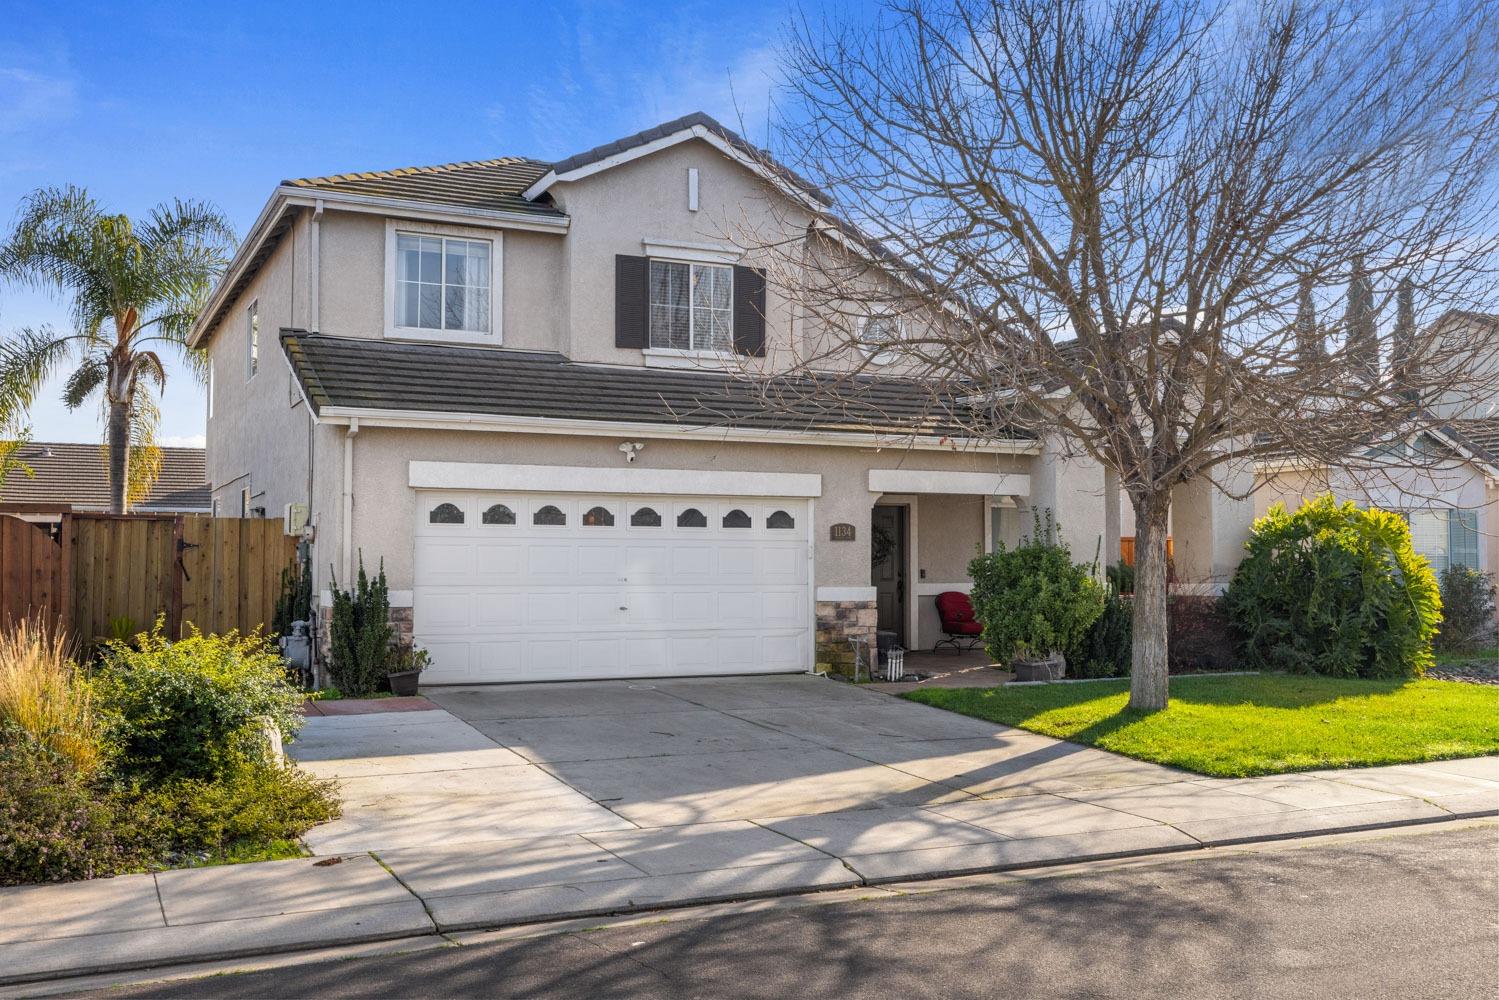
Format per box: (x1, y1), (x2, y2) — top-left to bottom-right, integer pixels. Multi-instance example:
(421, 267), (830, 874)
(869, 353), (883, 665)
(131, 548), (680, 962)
(1255, 461), (1494, 573)
(321, 425), (1030, 599)
(204, 212), (314, 518)
(547, 138), (810, 367)
(314, 210), (565, 354)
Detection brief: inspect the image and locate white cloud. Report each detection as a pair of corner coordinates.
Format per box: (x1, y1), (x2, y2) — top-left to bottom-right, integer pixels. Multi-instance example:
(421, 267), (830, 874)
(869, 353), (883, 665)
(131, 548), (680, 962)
(0, 66), (77, 135)
(159, 434), (206, 449)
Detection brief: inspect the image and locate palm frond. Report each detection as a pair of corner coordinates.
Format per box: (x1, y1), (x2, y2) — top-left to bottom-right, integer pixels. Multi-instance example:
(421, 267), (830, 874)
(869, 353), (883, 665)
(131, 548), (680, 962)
(61, 352), (107, 409)
(133, 350), (166, 393)
(124, 390), (162, 507)
(0, 327), (80, 422)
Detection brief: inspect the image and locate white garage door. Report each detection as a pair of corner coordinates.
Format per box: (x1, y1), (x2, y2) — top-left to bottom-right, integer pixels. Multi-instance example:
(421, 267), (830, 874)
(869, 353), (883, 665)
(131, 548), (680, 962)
(413, 491), (812, 683)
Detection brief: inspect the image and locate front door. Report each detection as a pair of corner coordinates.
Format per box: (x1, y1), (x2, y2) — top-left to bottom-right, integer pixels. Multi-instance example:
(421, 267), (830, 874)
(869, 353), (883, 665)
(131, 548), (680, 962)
(871, 504), (907, 646)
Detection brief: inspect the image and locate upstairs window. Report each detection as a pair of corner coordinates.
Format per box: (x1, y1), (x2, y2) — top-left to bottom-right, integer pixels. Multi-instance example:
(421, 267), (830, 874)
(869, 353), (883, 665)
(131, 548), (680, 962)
(649, 260), (732, 352)
(395, 233), (492, 334)
(246, 300), (259, 379)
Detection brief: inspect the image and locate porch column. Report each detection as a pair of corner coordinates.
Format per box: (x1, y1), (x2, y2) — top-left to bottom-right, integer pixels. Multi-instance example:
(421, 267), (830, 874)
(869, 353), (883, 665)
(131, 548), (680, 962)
(1030, 433), (1109, 564)
(1171, 456), (1256, 594)
(1103, 466), (1122, 568)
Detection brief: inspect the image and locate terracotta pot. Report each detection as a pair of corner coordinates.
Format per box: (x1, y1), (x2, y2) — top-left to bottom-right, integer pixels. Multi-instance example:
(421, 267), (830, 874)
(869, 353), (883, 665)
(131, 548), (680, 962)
(387, 670), (421, 697)
(1011, 652), (1066, 682)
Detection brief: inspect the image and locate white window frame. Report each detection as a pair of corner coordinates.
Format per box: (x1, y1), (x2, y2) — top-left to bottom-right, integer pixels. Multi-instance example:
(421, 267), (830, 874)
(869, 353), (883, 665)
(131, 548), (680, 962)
(384, 220), (503, 345)
(206, 358), (214, 419)
(647, 258), (734, 354)
(857, 313), (903, 365)
(246, 299), (259, 380)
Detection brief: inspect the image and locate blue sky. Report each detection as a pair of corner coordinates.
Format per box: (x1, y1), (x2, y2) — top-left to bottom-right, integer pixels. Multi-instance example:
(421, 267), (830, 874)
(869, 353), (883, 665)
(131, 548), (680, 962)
(0, 0), (817, 445)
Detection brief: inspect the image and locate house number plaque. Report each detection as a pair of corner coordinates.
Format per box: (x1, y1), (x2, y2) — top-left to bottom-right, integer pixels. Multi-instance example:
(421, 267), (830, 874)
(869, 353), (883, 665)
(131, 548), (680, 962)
(829, 523), (857, 542)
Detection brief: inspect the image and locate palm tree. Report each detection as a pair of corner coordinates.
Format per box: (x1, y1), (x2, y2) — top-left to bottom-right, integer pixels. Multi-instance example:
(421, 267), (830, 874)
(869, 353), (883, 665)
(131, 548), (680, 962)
(0, 186), (235, 513)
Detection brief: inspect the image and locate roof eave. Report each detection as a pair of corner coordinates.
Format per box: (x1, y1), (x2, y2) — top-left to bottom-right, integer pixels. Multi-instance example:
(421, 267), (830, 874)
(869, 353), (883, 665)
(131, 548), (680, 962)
(308, 403), (1040, 455)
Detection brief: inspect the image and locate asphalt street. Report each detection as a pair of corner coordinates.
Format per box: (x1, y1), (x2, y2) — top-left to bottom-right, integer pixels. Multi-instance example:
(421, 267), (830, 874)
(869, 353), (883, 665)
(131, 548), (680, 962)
(88, 822), (1499, 1000)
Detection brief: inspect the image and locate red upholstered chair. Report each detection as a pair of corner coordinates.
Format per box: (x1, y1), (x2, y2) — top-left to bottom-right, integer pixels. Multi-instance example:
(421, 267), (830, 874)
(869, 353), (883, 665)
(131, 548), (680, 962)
(934, 591), (983, 652)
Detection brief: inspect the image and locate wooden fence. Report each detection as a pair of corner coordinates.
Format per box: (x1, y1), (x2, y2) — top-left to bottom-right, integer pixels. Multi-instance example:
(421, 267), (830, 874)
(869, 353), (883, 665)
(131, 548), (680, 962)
(0, 515), (66, 629)
(0, 513), (297, 642)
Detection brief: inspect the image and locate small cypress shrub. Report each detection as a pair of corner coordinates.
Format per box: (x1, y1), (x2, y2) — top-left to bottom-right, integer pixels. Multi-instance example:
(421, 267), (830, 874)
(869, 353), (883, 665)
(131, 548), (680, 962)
(327, 555), (393, 697)
(1068, 590), (1134, 677)
(1435, 566), (1497, 652)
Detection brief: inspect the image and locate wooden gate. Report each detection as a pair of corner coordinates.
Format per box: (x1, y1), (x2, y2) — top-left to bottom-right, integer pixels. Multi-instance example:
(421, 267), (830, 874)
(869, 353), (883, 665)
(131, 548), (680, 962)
(60, 514), (297, 643)
(0, 515), (65, 629)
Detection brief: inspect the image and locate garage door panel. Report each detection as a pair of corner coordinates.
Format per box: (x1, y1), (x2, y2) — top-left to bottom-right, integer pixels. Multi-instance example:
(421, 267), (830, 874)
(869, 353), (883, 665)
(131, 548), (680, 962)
(671, 545), (715, 578)
(762, 591), (803, 628)
(577, 543), (624, 579)
(717, 635), (759, 670)
(418, 592), (472, 631)
(760, 545), (806, 584)
(626, 590), (673, 625)
(763, 632), (805, 669)
(526, 543), (575, 579)
(717, 547), (757, 578)
(474, 543), (525, 580)
(622, 544), (672, 579)
(574, 591), (624, 629)
(672, 591), (713, 624)
(526, 592), (574, 628)
(715, 592), (762, 626)
(474, 594), (523, 629)
(418, 640), (473, 683)
(415, 492), (810, 682)
(415, 540), (477, 586)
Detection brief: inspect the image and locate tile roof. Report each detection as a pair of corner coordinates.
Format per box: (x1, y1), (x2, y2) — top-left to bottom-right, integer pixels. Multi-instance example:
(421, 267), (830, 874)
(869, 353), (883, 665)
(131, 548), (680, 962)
(285, 157), (564, 218)
(0, 443), (210, 511)
(282, 332), (1013, 442)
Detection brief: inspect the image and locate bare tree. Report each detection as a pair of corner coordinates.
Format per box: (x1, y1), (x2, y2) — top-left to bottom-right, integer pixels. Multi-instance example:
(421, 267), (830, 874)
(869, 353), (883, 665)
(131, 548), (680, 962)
(744, 0), (1499, 708)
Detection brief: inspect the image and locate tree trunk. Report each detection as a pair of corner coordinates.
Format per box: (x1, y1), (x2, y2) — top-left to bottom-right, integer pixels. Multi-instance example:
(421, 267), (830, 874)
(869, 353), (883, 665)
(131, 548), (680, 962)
(1129, 496), (1171, 710)
(106, 396), (131, 515)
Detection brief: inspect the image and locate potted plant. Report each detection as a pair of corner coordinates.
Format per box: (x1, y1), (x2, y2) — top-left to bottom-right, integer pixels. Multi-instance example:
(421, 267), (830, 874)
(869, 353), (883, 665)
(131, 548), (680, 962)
(968, 511), (1105, 682)
(387, 642), (430, 696)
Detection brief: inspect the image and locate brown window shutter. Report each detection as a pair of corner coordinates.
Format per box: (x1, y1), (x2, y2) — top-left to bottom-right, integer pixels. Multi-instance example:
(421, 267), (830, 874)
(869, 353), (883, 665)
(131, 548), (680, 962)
(615, 255), (650, 349)
(733, 265), (766, 356)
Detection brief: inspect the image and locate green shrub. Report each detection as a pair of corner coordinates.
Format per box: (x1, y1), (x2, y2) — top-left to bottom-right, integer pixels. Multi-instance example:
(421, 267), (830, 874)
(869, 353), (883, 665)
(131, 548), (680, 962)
(1106, 559), (1135, 595)
(137, 758), (339, 863)
(0, 725), (150, 885)
(1435, 566), (1497, 652)
(968, 512), (1106, 664)
(327, 555), (393, 697)
(93, 622), (305, 782)
(1068, 590), (1133, 677)
(1224, 495), (1440, 678)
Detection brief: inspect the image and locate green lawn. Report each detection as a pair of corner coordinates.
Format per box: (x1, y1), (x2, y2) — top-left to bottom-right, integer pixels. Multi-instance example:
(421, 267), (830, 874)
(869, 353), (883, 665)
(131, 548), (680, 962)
(904, 675), (1499, 778)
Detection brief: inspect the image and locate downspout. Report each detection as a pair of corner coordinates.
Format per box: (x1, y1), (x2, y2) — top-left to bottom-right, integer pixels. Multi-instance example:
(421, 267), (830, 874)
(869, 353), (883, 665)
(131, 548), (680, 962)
(342, 417), (359, 584)
(309, 199), (323, 333)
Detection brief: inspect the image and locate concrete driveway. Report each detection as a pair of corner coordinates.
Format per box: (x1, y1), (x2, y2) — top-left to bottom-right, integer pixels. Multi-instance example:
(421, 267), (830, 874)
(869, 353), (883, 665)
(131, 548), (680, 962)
(281, 674), (1498, 931)
(428, 675), (1179, 827)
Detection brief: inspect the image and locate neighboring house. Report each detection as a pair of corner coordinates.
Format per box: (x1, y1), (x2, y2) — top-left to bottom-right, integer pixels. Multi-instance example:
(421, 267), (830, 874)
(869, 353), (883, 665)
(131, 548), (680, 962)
(189, 112), (1137, 683)
(1255, 312), (1499, 582)
(0, 442), (210, 524)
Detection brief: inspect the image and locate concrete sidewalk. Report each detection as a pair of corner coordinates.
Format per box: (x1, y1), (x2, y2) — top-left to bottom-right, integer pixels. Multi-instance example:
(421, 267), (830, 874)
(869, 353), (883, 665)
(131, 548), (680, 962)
(3, 679), (1496, 986)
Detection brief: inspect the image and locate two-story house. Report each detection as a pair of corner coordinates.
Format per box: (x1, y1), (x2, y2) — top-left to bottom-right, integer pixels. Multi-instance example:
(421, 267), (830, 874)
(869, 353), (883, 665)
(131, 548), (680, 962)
(189, 113), (1111, 683)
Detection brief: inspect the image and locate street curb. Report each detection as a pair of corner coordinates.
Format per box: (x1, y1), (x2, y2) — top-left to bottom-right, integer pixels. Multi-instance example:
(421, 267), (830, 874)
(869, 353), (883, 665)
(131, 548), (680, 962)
(10, 809), (1491, 988)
